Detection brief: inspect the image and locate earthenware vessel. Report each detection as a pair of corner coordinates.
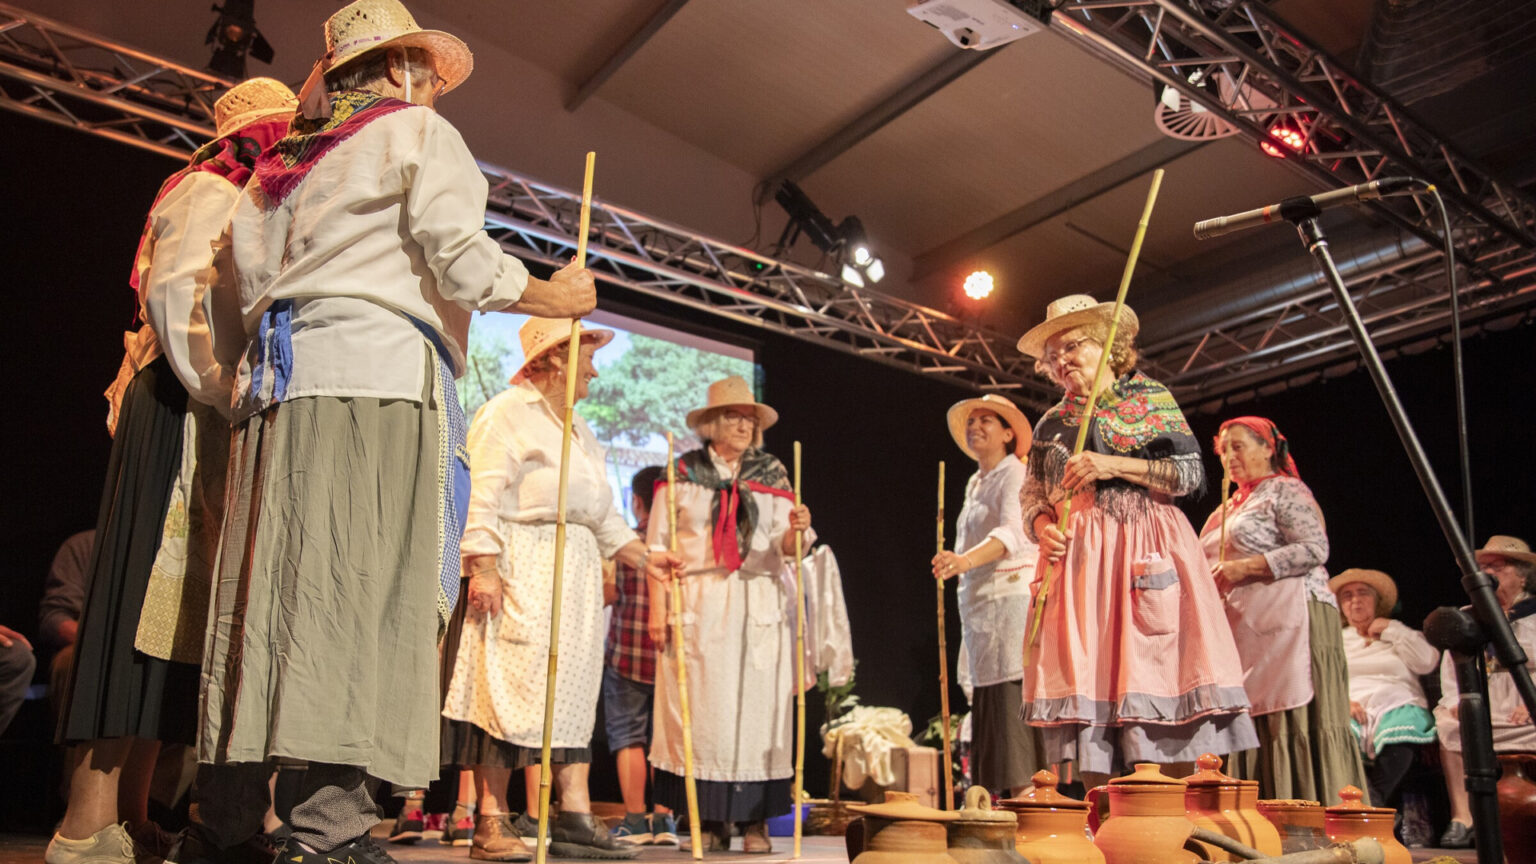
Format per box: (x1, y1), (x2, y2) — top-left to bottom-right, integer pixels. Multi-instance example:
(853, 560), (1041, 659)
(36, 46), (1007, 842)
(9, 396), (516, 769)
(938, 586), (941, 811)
(946, 785), (1028, 864)
(998, 770), (1105, 864)
(1181, 753), (1281, 860)
(848, 790), (960, 864)
(1255, 799), (1326, 853)
(1323, 785), (1410, 864)
(1085, 764), (1198, 864)
(1497, 753), (1536, 864)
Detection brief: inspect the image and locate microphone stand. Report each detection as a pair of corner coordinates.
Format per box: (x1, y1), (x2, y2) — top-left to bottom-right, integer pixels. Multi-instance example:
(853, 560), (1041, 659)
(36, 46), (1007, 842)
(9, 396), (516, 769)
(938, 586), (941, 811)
(1284, 205), (1536, 864)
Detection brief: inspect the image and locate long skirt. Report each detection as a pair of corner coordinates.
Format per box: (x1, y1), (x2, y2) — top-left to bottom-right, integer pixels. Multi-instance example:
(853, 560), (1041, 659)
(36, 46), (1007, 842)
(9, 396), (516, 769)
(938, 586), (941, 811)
(198, 385), (452, 787)
(59, 356), (199, 745)
(1228, 599), (1369, 804)
(1023, 491), (1257, 774)
(971, 679), (1045, 792)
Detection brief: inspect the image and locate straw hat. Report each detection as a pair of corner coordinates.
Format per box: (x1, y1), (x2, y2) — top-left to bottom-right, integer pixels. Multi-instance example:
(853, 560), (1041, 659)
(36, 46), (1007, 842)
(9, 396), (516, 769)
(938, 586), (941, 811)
(946, 394), (1033, 460)
(212, 77), (296, 139)
(1329, 569), (1398, 618)
(321, 0), (473, 93)
(686, 375), (779, 432)
(1475, 535), (1536, 566)
(509, 317), (613, 385)
(1016, 293), (1140, 359)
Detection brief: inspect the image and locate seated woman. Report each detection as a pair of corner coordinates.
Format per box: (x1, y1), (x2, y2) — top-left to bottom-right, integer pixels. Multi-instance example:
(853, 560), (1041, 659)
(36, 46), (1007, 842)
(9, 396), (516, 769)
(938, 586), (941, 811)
(1433, 535), (1536, 848)
(1330, 569), (1439, 815)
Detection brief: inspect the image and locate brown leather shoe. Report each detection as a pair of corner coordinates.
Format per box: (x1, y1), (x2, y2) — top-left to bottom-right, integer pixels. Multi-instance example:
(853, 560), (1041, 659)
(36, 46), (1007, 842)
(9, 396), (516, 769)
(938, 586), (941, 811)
(684, 821), (730, 854)
(470, 814), (532, 862)
(740, 820), (773, 854)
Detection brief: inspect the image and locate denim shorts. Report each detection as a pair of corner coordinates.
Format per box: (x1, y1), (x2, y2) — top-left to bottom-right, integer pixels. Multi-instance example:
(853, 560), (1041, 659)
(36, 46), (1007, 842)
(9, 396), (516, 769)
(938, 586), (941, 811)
(602, 665), (655, 753)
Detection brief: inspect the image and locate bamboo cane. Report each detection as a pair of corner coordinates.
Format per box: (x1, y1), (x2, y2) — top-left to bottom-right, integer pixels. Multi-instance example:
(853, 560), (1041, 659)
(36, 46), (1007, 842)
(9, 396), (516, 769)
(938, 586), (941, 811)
(792, 441), (808, 856)
(1026, 169), (1164, 659)
(1219, 455), (1231, 566)
(535, 151), (596, 864)
(935, 460), (954, 810)
(665, 433), (704, 860)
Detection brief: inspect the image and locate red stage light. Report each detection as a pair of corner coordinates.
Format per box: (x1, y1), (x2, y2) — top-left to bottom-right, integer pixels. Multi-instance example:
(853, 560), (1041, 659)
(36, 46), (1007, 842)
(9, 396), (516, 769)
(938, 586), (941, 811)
(1260, 122), (1306, 158)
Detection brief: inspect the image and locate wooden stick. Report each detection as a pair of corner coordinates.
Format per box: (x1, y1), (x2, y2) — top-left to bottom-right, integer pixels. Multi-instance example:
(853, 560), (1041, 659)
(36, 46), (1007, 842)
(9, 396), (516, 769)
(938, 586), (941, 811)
(535, 151), (596, 864)
(665, 432), (704, 860)
(935, 460), (954, 810)
(1219, 450), (1231, 566)
(792, 441), (808, 857)
(1026, 168), (1165, 657)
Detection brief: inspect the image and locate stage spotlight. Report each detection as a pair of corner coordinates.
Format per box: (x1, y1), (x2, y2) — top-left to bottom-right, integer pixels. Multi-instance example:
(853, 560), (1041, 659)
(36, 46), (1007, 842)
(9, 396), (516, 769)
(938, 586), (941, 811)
(771, 181), (885, 284)
(1260, 119), (1305, 158)
(865, 257), (885, 283)
(840, 263), (865, 287)
(963, 270), (994, 300)
(206, 1), (274, 79)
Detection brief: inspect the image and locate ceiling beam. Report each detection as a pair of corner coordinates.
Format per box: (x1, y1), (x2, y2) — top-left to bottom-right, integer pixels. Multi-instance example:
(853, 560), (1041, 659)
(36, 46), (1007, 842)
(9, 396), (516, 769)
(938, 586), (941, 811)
(565, 0), (689, 111)
(763, 48), (1001, 190)
(912, 136), (1203, 280)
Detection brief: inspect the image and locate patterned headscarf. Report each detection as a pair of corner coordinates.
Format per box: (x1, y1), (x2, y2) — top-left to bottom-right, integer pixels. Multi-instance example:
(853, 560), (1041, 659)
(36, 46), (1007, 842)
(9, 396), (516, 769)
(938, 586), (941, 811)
(1216, 415), (1299, 489)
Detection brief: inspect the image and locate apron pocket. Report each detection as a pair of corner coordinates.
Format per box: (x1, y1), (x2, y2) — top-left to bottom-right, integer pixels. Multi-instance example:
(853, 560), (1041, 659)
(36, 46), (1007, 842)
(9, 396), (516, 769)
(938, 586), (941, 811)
(1131, 554), (1180, 636)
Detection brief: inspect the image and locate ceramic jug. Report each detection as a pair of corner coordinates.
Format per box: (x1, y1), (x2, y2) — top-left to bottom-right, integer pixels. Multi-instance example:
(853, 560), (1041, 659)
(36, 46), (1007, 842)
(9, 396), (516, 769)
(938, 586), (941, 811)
(1085, 764), (1198, 864)
(1497, 753), (1536, 864)
(1181, 753), (1281, 860)
(1254, 799), (1326, 853)
(998, 770), (1104, 864)
(848, 790), (960, 864)
(946, 786), (1029, 864)
(1323, 785), (1410, 864)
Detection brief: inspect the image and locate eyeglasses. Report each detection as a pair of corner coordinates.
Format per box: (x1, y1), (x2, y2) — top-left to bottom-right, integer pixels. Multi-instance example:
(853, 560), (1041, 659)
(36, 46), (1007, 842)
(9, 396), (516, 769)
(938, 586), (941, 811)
(719, 411), (758, 427)
(1043, 336), (1098, 367)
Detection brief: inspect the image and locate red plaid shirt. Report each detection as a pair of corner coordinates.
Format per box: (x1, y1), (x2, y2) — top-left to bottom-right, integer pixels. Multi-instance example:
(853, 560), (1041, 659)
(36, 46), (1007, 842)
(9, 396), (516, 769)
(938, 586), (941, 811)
(605, 516), (657, 684)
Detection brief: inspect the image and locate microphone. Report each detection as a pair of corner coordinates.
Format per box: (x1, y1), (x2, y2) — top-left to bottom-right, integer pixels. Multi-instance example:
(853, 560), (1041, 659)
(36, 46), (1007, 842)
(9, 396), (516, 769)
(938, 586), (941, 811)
(1193, 177), (1416, 240)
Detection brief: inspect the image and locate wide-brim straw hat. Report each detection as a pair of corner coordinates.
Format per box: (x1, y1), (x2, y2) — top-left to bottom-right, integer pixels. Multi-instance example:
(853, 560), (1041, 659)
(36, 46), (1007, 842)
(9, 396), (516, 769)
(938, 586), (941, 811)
(686, 375), (779, 432)
(322, 0), (473, 93)
(212, 77), (296, 139)
(1329, 569), (1398, 618)
(1016, 293), (1140, 359)
(946, 394), (1033, 461)
(509, 317), (614, 385)
(1475, 534), (1536, 566)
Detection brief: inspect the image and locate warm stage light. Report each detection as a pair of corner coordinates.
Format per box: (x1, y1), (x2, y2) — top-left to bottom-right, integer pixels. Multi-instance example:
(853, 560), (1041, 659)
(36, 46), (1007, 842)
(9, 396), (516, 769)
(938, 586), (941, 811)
(1260, 121), (1305, 158)
(963, 270), (994, 300)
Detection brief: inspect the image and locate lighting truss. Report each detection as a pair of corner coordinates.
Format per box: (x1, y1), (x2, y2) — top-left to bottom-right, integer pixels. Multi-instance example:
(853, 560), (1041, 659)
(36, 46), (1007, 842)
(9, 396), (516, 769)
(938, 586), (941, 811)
(1051, 0), (1536, 406)
(0, 2), (1055, 411)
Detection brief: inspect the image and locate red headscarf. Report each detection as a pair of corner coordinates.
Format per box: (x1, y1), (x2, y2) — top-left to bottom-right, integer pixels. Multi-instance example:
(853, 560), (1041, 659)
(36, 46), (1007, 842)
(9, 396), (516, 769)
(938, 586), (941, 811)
(1216, 416), (1299, 506)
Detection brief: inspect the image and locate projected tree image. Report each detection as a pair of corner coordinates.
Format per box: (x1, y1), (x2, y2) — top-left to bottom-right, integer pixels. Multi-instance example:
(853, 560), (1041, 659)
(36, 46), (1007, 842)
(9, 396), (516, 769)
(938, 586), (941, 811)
(584, 334), (753, 449)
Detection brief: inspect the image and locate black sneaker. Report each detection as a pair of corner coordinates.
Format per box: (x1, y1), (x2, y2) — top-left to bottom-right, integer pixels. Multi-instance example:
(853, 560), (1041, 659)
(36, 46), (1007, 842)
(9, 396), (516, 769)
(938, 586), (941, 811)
(167, 825), (279, 864)
(280, 833), (397, 864)
(387, 807), (425, 844)
(548, 812), (640, 860)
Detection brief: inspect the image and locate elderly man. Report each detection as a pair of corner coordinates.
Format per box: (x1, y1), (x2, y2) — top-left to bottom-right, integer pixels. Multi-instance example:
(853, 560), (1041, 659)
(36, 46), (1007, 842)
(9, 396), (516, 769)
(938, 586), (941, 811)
(188, 2), (596, 862)
(1432, 535), (1536, 848)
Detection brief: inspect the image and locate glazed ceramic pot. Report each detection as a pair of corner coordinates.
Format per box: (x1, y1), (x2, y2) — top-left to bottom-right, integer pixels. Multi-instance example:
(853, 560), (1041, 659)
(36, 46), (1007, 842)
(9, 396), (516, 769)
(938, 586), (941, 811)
(1323, 785), (1410, 864)
(1086, 764), (1198, 864)
(946, 786), (1028, 864)
(848, 790), (960, 864)
(1255, 799), (1326, 853)
(1182, 753), (1281, 860)
(1498, 753), (1536, 864)
(998, 770), (1105, 864)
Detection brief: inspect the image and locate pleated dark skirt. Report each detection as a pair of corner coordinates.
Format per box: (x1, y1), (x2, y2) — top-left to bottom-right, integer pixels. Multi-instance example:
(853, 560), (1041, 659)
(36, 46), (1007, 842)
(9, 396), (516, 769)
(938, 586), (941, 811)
(652, 771), (792, 824)
(58, 356), (199, 746)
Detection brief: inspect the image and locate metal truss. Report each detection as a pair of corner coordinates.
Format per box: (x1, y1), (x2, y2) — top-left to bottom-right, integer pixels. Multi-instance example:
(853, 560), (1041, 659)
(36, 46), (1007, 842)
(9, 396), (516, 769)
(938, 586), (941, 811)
(0, 3), (1056, 410)
(1051, 0), (1536, 405)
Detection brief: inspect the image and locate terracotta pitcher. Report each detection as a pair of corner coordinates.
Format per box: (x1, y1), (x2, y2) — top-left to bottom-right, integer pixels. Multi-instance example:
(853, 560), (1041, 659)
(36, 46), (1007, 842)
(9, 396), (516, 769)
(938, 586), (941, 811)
(1323, 785), (1410, 864)
(1255, 799), (1326, 853)
(848, 790), (960, 864)
(1498, 754), (1536, 864)
(998, 770), (1105, 864)
(947, 785), (1029, 864)
(1085, 764), (1198, 864)
(1182, 753), (1281, 860)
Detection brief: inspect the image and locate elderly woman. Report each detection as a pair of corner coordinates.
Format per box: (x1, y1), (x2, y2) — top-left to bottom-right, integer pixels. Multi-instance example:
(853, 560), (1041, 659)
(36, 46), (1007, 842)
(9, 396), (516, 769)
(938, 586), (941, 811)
(1017, 295), (1255, 786)
(645, 375), (812, 854)
(1197, 418), (1369, 803)
(1432, 535), (1536, 848)
(931, 394), (1042, 796)
(1330, 569), (1439, 815)
(441, 317), (671, 862)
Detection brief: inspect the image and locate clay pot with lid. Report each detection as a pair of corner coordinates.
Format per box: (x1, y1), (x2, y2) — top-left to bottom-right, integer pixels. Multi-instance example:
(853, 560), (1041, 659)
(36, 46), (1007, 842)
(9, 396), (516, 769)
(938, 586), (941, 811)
(1254, 799), (1325, 853)
(998, 769), (1105, 864)
(1323, 785), (1410, 864)
(847, 790), (960, 864)
(1085, 764), (1198, 864)
(1181, 753), (1281, 860)
(946, 785), (1028, 864)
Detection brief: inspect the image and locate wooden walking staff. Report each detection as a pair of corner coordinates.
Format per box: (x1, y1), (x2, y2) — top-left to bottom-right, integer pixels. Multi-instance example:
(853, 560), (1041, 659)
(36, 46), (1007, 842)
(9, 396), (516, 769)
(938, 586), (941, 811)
(792, 441), (808, 857)
(1025, 168), (1165, 657)
(664, 432), (704, 861)
(535, 151), (596, 864)
(935, 460), (955, 810)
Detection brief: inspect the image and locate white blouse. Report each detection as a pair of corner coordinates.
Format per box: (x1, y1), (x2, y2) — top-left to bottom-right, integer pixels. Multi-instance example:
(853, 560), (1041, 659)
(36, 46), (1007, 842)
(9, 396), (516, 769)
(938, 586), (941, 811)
(459, 381), (635, 562)
(1342, 621), (1439, 715)
(955, 454), (1036, 687)
(647, 447), (813, 577)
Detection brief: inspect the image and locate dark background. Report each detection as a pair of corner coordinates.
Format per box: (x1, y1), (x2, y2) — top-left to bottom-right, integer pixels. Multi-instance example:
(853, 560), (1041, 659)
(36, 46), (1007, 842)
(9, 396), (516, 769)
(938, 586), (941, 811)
(2, 110), (1532, 828)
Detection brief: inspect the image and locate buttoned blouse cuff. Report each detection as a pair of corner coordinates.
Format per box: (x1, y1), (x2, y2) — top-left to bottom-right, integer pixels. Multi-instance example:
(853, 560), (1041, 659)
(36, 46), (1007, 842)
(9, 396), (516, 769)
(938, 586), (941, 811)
(779, 526), (817, 557)
(1021, 503), (1053, 542)
(459, 527), (504, 560)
